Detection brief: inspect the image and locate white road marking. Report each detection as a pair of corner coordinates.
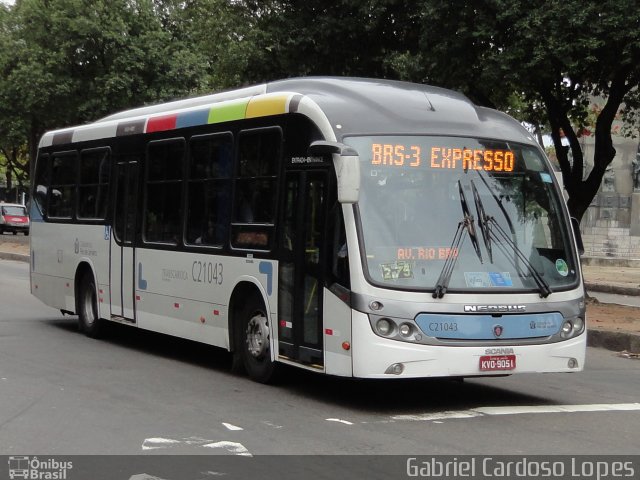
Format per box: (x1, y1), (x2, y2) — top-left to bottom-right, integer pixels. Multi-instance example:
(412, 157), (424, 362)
(261, 420), (283, 429)
(142, 437), (252, 456)
(129, 475), (170, 480)
(392, 403), (640, 422)
(222, 422), (243, 431)
(326, 418), (354, 425)
(202, 441), (252, 456)
(393, 411), (482, 422)
(141, 437), (181, 450)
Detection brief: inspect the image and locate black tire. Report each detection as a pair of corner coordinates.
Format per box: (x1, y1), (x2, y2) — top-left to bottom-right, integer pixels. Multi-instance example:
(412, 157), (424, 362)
(238, 294), (277, 383)
(78, 271), (103, 338)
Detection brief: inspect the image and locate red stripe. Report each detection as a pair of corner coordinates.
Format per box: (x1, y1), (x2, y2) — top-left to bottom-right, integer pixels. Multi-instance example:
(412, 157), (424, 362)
(146, 115), (177, 133)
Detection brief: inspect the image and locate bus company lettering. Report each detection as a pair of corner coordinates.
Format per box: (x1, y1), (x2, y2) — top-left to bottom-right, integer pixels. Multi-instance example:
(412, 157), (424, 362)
(74, 238), (97, 257)
(397, 247), (458, 260)
(464, 305), (526, 313)
(530, 319), (555, 329)
(162, 268), (189, 282)
(291, 156), (324, 164)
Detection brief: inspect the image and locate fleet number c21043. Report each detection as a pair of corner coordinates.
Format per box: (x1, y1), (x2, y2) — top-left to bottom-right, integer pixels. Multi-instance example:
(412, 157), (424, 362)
(192, 260), (223, 285)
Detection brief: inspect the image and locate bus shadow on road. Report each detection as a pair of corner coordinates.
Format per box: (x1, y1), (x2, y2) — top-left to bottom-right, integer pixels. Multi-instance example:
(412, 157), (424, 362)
(273, 367), (553, 414)
(45, 316), (235, 374)
(46, 316), (553, 414)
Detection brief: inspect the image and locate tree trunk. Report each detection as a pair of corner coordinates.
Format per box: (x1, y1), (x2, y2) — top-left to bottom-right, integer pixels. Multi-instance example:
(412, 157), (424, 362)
(543, 69), (633, 223)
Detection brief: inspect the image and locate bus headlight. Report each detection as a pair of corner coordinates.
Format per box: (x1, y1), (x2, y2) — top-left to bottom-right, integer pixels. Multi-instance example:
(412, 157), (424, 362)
(399, 323), (413, 337)
(573, 317), (585, 335)
(561, 320), (573, 338)
(376, 318), (394, 336)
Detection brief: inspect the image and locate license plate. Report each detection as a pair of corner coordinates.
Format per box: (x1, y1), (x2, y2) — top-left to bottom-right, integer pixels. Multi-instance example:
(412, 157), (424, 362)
(479, 354), (516, 371)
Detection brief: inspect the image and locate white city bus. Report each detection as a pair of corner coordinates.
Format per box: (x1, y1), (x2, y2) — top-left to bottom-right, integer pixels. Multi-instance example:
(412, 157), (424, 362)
(30, 77), (586, 382)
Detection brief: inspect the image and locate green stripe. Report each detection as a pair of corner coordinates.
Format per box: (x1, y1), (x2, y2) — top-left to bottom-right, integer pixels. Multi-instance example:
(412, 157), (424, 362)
(208, 100), (249, 124)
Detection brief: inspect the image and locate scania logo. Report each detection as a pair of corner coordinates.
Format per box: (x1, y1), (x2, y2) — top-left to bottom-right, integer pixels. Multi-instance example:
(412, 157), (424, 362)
(464, 305), (526, 313)
(485, 348), (515, 355)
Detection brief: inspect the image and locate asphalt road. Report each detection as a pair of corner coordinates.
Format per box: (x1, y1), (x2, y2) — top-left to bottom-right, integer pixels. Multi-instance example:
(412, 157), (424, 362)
(0, 232), (29, 244)
(1, 258), (639, 477)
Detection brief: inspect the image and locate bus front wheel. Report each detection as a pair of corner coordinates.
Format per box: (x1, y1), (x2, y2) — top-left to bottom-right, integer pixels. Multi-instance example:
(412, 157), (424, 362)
(239, 295), (277, 383)
(78, 271), (103, 338)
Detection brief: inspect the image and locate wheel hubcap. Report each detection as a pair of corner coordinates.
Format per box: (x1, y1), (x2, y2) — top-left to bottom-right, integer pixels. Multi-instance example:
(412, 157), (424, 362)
(246, 312), (269, 359)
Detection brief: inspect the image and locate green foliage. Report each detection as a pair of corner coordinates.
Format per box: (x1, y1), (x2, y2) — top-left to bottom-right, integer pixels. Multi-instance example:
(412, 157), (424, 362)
(225, 0), (420, 82)
(0, 0), (218, 173)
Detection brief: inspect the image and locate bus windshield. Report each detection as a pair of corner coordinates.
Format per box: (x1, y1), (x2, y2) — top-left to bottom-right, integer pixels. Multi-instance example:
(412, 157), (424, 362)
(344, 135), (578, 293)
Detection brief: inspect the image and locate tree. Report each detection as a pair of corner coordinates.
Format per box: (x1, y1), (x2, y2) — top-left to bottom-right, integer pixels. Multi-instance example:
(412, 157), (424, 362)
(0, 0), (215, 175)
(0, 2), (30, 195)
(390, 0), (640, 222)
(221, 0), (420, 83)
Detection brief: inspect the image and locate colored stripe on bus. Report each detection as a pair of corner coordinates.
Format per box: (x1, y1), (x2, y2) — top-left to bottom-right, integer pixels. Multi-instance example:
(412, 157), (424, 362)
(119, 93), (296, 137)
(147, 114), (177, 133)
(245, 94), (289, 118)
(208, 100), (249, 124)
(176, 109), (210, 129)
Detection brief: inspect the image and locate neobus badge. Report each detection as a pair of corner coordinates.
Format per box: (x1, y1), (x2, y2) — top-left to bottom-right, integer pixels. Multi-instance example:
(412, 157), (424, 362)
(464, 305), (526, 313)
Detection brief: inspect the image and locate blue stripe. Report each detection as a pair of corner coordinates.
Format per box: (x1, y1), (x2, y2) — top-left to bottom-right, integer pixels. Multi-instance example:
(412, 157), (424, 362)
(415, 312), (563, 340)
(176, 109), (210, 129)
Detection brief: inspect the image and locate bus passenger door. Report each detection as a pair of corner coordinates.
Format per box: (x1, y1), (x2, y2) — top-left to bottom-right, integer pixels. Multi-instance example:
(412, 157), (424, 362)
(110, 160), (138, 321)
(278, 170), (327, 368)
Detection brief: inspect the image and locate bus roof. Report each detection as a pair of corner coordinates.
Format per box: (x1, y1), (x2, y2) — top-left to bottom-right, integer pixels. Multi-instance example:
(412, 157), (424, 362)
(38, 77), (538, 149)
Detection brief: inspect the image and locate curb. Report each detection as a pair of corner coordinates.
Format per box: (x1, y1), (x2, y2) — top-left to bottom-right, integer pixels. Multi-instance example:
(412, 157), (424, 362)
(587, 329), (640, 354)
(584, 282), (640, 297)
(0, 251), (29, 263)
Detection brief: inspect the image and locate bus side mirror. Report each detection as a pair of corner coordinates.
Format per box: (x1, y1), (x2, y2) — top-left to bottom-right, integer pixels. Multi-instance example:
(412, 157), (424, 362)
(309, 141), (360, 204)
(571, 217), (584, 256)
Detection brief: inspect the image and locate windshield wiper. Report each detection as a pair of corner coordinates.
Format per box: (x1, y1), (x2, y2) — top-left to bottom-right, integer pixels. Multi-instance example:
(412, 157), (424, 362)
(470, 180), (552, 298)
(471, 180), (493, 263)
(433, 181), (483, 298)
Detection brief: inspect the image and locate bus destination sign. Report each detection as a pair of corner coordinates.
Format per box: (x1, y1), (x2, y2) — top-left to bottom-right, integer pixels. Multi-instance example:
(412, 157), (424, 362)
(371, 143), (515, 172)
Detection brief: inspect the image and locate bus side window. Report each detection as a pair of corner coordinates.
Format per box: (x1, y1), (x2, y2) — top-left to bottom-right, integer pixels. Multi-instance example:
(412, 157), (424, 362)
(78, 148), (111, 220)
(34, 154), (50, 216)
(186, 133), (232, 247)
(48, 152), (77, 219)
(231, 128), (281, 250)
(144, 139), (185, 244)
(330, 203), (350, 289)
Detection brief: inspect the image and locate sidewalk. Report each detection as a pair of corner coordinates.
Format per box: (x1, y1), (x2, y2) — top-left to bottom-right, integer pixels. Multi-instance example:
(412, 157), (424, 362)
(1, 239), (638, 353)
(582, 262), (640, 297)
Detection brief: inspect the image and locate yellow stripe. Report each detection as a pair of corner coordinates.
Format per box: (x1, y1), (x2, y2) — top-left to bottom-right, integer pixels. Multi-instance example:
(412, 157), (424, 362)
(245, 94), (289, 118)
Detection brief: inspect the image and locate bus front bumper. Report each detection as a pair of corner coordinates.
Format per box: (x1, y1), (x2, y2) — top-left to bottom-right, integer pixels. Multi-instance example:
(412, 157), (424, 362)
(351, 311), (586, 379)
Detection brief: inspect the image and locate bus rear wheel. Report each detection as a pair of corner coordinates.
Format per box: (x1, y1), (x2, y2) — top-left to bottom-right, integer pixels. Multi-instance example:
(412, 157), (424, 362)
(78, 272), (102, 338)
(239, 295), (277, 383)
